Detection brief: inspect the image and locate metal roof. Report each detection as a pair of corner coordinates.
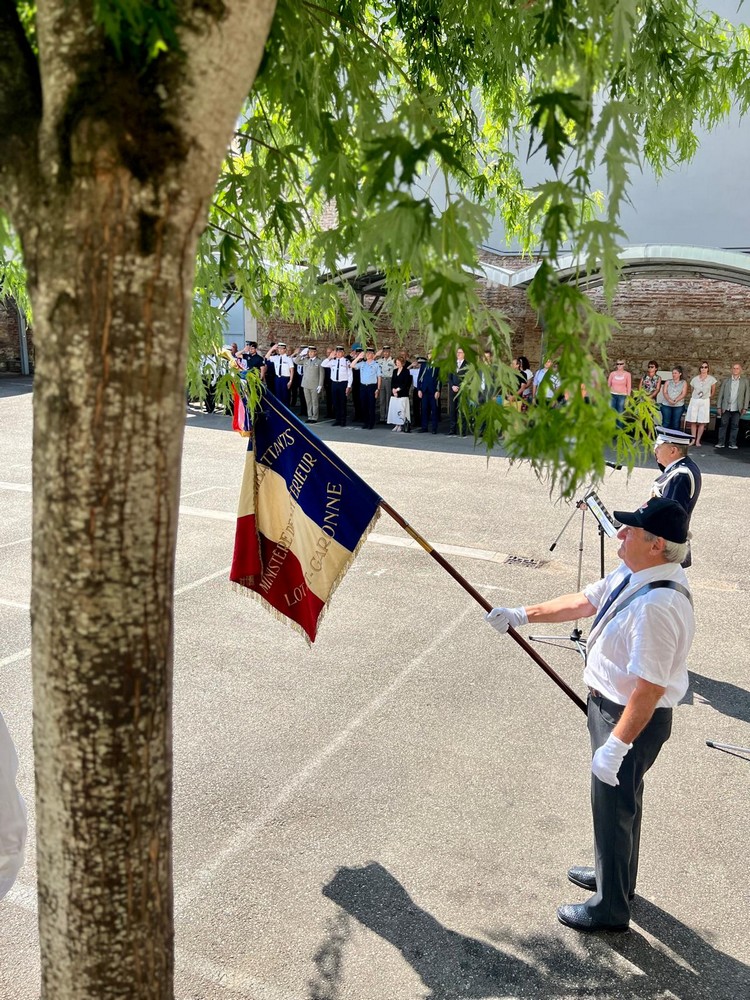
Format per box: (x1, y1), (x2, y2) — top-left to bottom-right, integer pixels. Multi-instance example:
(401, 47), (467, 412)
(480, 245), (750, 290)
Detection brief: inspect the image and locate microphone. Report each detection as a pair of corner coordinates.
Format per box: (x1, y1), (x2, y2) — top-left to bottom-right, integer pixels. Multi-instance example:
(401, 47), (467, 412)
(605, 461), (622, 470)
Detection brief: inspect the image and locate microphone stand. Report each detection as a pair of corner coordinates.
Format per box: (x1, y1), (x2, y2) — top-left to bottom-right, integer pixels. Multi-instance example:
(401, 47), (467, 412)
(528, 485), (616, 659)
(528, 495), (591, 660)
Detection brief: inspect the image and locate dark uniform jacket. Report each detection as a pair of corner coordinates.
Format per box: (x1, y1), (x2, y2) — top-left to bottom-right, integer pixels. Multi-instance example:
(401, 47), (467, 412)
(652, 456), (702, 518)
(417, 363), (441, 395)
(652, 456), (702, 567)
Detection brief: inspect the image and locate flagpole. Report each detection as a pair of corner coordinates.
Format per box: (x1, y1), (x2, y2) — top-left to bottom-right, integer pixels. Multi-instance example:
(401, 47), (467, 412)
(378, 499), (588, 715)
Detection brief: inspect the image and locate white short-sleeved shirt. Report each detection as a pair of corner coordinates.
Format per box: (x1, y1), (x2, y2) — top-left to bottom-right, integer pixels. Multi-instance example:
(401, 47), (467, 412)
(269, 355), (294, 378)
(583, 562), (695, 708)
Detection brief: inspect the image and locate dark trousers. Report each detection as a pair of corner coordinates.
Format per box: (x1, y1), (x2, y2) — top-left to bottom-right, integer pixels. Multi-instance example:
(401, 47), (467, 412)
(203, 377), (216, 414)
(717, 409), (741, 447)
(412, 392), (422, 428)
(449, 392), (462, 433)
(274, 377), (290, 407)
(421, 392), (440, 431)
(351, 377), (362, 421)
(361, 383), (377, 428)
(324, 373), (333, 418)
(290, 371), (304, 415)
(331, 382), (348, 425)
(586, 693), (672, 926)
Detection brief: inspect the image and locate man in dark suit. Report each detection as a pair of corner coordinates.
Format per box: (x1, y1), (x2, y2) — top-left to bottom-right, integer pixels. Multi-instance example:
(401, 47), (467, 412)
(417, 355), (442, 433)
(447, 348), (469, 436)
(651, 425), (701, 567)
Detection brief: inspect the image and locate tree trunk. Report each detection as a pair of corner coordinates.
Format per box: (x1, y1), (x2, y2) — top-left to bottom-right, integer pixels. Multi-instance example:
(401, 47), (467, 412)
(26, 165), (202, 997)
(1, 3), (278, 995)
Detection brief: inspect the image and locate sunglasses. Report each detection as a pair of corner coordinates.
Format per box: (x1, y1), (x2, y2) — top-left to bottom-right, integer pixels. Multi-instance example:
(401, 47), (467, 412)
(616, 361), (625, 365)
(700, 365), (708, 369)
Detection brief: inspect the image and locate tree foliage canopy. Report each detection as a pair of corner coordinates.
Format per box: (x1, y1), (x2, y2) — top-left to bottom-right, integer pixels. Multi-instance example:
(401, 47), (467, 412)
(4, 0), (750, 494)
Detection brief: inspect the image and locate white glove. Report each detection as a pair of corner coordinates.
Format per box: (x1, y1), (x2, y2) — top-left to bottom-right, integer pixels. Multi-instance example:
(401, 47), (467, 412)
(591, 734), (632, 786)
(484, 606), (528, 633)
(316, 385), (321, 394)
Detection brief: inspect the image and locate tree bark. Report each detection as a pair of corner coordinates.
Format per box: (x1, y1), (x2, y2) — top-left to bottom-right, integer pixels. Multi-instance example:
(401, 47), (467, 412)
(28, 171), (197, 999)
(1, 1), (277, 996)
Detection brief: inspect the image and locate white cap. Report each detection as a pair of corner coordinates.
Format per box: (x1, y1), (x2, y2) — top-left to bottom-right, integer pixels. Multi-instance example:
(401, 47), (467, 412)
(654, 425), (694, 446)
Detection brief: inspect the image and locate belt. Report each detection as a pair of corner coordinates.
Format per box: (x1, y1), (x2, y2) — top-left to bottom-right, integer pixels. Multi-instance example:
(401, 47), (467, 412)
(588, 688), (673, 718)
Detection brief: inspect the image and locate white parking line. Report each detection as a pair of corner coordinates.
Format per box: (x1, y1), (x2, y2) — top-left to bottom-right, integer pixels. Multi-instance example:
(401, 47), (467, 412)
(178, 505), (235, 522)
(175, 567), (232, 596)
(0, 648), (30, 668)
(0, 536), (31, 549)
(175, 608), (472, 913)
(0, 488), (524, 570)
(366, 531), (508, 563)
(180, 486), (232, 500)
(175, 952), (301, 1000)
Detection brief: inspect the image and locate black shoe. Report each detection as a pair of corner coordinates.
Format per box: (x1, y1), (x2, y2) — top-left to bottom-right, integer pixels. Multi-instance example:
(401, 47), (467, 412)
(557, 903), (629, 933)
(567, 865), (635, 900)
(567, 865), (597, 892)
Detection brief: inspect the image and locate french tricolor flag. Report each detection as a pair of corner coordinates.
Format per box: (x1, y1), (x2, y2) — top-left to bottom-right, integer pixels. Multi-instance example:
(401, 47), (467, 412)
(230, 393), (381, 642)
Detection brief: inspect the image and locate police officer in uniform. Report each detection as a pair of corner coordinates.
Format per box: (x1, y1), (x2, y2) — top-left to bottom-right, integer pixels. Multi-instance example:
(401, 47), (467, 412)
(651, 425), (701, 567)
(486, 497), (694, 933)
(292, 345), (326, 423)
(264, 342), (295, 406)
(321, 346), (353, 426)
(376, 346), (396, 423)
(352, 347), (382, 429)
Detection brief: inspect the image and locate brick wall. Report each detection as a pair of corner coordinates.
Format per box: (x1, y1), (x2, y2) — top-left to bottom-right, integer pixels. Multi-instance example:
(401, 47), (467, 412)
(0, 300), (22, 372)
(5, 262), (746, 383)
(586, 276), (750, 383)
(259, 261), (750, 384)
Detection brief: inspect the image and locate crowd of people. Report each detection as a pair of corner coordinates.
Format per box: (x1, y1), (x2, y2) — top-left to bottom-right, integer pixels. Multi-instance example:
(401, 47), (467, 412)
(609, 359), (749, 448)
(205, 341), (538, 436)
(199, 343), (749, 450)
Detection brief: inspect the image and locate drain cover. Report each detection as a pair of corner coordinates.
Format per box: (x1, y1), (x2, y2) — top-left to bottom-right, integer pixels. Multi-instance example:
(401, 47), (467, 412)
(504, 555), (547, 570)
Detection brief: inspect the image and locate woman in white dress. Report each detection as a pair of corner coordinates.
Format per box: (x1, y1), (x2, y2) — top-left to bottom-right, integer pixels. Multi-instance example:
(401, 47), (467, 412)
(387, 355), (412, 432)
(685, 362), (717, 447)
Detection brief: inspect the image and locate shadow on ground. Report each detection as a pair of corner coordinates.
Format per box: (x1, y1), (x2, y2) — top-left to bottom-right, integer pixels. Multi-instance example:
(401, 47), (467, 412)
(0, 375), (33, 399)
(315, 862), (748, 1000)
(683, 671), (750, 724)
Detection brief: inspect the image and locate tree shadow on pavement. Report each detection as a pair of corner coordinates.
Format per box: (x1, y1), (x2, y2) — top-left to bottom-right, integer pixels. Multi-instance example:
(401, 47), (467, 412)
(0, 375), (33, 399)
(605, 896), (750, 1000)
(683, 670), (750, 724)
(319, 862), (748, 1000)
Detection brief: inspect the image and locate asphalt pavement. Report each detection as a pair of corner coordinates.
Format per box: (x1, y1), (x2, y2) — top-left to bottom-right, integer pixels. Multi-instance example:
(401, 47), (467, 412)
(1, 378), (748, 999)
